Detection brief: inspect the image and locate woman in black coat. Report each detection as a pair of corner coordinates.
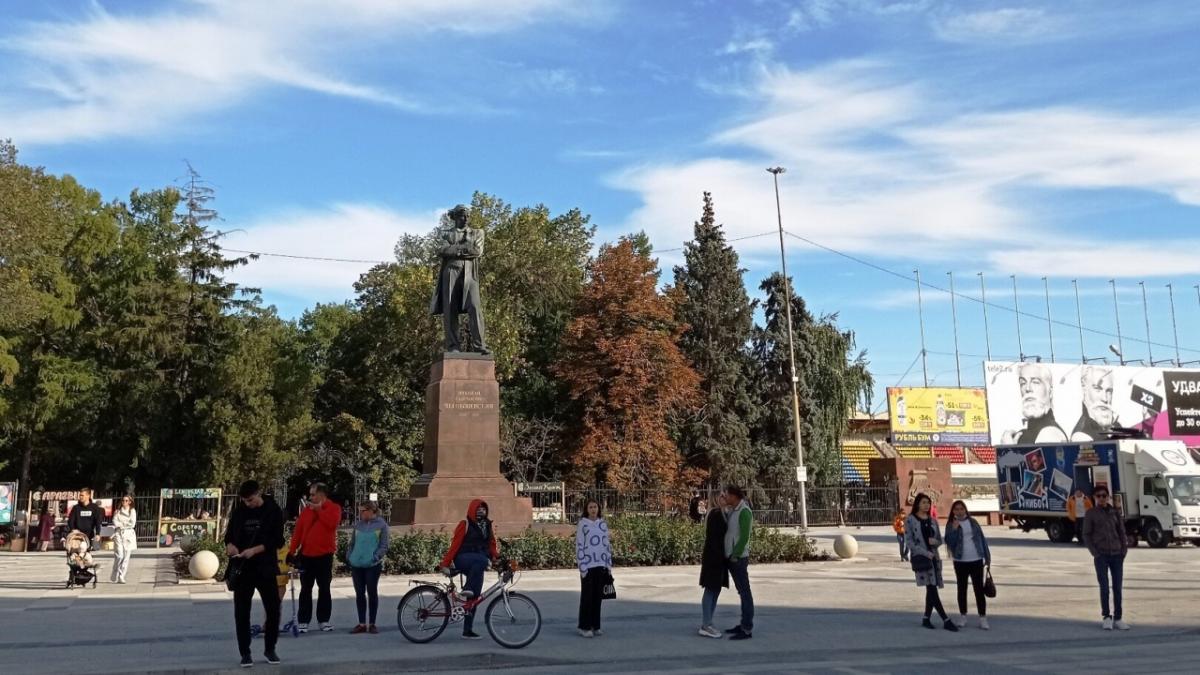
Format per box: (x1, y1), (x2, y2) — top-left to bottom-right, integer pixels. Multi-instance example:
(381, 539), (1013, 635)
(698, 492), (728, 638)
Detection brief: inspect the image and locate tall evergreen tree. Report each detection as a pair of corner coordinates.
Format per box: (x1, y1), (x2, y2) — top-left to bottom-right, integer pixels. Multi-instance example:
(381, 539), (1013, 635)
(751, 273), (873, 486)
(672, 192), (757, 485)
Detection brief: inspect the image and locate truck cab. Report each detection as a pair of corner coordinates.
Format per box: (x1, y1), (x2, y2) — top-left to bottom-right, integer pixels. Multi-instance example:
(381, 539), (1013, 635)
(1132, 443), (1200, 547)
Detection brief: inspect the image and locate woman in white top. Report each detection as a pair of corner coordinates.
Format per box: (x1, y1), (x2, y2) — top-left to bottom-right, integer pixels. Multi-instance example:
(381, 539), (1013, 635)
(575, 499), (613, 638)
(111, 495), (138, 584)
(944, 499), (992, 629)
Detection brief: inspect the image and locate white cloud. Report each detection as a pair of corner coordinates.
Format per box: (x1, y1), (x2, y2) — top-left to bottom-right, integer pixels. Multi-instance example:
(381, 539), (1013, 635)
(610, 60), (1200, 280)
(988, 242), (1200, 279)
(0, 0), (601, 144)
(223, 203), (437, 301)
(932, 7), (1059, 44)
(719, 38), (775, 56)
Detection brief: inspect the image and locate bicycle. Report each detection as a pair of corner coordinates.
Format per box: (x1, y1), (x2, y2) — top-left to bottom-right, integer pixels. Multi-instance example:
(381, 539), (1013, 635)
(396, 557), (541, 648)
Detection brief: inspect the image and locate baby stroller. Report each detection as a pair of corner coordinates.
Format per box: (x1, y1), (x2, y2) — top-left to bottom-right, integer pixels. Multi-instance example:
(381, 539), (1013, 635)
(65, 530), (102, 589)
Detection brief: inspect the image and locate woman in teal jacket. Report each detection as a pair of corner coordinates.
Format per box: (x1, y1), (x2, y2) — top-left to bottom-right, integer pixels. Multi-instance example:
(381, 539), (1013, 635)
(347, 501), (389, 634)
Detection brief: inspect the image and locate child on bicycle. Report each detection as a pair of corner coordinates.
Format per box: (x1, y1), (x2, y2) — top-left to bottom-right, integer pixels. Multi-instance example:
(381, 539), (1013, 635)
(439, 499), (499, 639)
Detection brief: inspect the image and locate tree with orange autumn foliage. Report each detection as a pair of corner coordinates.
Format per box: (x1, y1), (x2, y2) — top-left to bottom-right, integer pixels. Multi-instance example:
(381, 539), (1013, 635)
(555, 238), (703, 490)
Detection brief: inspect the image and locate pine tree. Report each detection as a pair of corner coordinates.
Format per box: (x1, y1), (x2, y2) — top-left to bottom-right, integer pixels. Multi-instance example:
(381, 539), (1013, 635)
(672, 192), (757, 485)
(556, 238), (702, 490)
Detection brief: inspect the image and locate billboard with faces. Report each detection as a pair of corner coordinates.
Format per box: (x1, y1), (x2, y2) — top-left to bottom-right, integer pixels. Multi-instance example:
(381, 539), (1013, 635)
(984, 361), (1200, 446)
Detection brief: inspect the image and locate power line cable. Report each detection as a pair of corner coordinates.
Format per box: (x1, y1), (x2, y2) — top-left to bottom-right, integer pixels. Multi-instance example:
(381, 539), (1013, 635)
(782, 230), (1200, 356)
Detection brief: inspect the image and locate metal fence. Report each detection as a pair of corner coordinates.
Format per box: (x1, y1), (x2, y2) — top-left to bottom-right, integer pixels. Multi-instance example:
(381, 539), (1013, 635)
(522, 485), (899, 527)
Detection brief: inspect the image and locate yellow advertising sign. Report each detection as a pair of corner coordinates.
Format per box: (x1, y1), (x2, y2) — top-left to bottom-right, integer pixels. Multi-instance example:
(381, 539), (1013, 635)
(886, 387), (990, 446)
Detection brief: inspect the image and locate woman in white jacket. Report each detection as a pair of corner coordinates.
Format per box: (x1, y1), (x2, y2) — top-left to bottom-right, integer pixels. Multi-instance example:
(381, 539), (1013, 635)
(575, 499), (613, 638)
(111, 495), (137, 584)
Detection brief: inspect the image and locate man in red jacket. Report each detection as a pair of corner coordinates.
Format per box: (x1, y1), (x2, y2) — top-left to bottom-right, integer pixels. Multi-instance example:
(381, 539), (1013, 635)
(439, 499), (499, 639)
(287, 482), (342, 632)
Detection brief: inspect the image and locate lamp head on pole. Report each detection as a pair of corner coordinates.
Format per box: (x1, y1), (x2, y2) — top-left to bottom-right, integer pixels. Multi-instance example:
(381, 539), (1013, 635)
(767, 166), (786, 175)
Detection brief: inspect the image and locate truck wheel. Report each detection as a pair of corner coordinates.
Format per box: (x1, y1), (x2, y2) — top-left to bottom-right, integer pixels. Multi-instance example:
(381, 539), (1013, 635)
(1143, 521), (1171, 549)
(1046, 520), (1071, 543)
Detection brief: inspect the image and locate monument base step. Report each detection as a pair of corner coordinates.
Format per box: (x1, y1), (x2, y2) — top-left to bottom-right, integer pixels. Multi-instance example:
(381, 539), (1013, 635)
(391, 494), (533, 532)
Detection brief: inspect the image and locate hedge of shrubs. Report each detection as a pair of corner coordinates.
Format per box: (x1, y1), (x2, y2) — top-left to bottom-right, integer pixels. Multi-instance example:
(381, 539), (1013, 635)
(178, 516), (825, 581)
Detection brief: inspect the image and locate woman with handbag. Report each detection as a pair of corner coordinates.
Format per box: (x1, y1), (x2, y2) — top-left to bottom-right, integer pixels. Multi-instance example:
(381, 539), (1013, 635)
(944, 500), (992, 630)
(576, 498), (613, 638)
(110, 495), (138, 584)
(904, 493), (957, 632)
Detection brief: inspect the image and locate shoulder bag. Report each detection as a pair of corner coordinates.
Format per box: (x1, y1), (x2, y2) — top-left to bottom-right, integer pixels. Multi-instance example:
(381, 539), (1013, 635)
(601, 568), (617, 600)
(983, 565), (997, 598)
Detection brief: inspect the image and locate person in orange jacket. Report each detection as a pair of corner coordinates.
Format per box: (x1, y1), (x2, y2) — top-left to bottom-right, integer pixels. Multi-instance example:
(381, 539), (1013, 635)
(1067, 489), (1094, 542)
(893, 511), (909, 561)
(287, 482), (342, 633)
(439, 499), (499, 639)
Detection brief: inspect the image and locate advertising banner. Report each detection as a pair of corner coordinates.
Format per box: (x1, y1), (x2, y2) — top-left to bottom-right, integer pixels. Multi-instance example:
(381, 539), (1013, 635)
(886, 387), (990, 446)
(0, 482), (16, 525)
(985, 361), (1200, 446)
(158, 519), (218, 547)
(996, 442), (1123, 513)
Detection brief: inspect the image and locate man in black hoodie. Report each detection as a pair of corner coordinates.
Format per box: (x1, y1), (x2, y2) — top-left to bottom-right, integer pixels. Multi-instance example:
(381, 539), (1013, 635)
(67, 488), (103, 545)
(224, 480), (285, 668)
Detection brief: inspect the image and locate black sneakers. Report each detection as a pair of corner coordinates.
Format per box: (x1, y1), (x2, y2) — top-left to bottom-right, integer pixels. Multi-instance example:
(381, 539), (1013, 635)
(240, 654), (253, 668)
(462, 630), (482, 640)
(943, 619), (959, 632)
(265, 651), (280, 665)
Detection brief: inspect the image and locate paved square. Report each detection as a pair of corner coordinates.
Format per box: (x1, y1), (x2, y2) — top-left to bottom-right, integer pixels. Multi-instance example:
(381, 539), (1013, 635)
(1, 526), (1196, 674)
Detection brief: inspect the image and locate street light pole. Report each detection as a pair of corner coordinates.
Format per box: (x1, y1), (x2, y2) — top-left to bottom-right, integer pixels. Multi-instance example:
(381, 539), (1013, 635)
(767, 166), (807, 530)
(1110, 280), (1125, 366)
(979, 272), (991, 361)
(1073, 280), (1086, 363)
(1012, 276), (1024, 361)
(1140, 281), (1154, 365)
(1042, 277), (1055, 363)
(1167, 283), (1181, 367)
(915, 269), (929, 386)
(948, 272), (962, 387)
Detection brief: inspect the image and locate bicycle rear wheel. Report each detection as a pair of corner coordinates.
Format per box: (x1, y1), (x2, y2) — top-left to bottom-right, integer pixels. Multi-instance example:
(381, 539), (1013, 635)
(485, 591), (541, 649)
(397, 585), (451, 643)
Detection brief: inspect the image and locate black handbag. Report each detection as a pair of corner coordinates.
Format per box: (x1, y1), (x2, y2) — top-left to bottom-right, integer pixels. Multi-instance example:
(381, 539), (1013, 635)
(910, 555), (933, 573)
(224, 558), (244, 592)
(601, 569), (616, 600)
(983, 566), (997, 598)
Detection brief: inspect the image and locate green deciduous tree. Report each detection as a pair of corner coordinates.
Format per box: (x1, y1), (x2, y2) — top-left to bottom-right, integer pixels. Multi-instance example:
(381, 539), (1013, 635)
(751, 273), (873, 486)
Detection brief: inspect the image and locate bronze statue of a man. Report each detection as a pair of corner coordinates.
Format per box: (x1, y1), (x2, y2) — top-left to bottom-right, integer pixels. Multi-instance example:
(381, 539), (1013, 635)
(429, 205), (488, 353)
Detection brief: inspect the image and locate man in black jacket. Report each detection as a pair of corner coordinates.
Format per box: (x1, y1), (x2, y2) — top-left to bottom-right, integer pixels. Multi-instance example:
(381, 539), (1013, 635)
(224, 480), (285, 668)
(67, 488), (103, 544)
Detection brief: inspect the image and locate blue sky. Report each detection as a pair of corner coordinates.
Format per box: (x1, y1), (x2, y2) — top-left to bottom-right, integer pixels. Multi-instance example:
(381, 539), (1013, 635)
(4, 0), (1200, 406)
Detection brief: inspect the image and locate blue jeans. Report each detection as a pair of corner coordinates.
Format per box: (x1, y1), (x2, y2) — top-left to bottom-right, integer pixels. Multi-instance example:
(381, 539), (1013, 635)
(454, 551), (490, 632)
(701, 586), (721, 626)
(729, 557), (754, 632)
(897, 533), (908, 560)
(351, 564), (382, 624)
(1094, 553), (1124, 620)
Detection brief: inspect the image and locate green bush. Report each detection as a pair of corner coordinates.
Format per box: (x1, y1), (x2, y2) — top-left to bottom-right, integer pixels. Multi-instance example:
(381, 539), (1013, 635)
(354, 517), (822, 574)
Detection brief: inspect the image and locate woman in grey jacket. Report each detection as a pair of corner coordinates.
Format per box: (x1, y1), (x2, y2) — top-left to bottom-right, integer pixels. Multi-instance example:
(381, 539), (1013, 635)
(944, 500), (991, 630)
(904, 494), (957, 631)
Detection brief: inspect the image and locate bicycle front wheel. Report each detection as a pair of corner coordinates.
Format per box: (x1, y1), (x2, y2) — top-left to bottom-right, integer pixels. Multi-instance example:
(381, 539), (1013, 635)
(485, 591), (541, 649)
(397, 585), (451, 643)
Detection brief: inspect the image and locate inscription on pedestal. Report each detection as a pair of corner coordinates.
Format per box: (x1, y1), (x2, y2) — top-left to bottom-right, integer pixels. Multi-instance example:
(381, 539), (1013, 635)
(443, 387), (496, 411)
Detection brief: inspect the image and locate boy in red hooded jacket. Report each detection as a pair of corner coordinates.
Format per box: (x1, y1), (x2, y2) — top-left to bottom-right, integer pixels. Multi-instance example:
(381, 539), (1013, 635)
(287, 482), (342, 632)
(439, 499), (499, 639)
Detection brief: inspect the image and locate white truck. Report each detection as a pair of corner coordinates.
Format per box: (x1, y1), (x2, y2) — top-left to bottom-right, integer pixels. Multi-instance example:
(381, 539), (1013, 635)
(996, 439), (1200, 548)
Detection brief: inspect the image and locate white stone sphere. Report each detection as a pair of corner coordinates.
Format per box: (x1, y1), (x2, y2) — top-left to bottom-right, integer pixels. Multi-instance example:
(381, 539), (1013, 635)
(189, 550), (220, 580)
(833, 534), (858, 559)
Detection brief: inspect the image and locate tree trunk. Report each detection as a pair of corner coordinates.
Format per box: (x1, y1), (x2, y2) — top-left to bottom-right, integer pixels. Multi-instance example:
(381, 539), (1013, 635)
(19, 434), (33, 509)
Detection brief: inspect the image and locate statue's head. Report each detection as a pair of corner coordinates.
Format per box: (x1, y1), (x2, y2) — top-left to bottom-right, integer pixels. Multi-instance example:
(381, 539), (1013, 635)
(447, 205), (469, 228)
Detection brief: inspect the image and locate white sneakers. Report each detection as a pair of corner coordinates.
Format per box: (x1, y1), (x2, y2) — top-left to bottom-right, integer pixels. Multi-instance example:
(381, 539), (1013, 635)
(955, 615), (968, 628)
(578, 629), (594, 638)
(1102, 617), (1113, 630)
(593, 629), (604, 636)
(1114, 620), (1131, 631)
(319, 623), (334, 632)
(698, 625), (722, 639)
(297, 623), (309, 634)
(979, 617), (990, 630)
